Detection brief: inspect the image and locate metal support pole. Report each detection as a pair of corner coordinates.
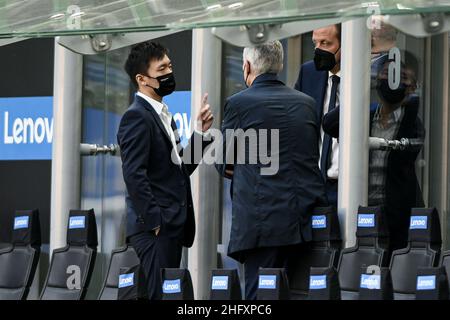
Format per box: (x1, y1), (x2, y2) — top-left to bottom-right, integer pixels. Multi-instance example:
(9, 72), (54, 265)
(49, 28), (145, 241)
(49, 37), (83, 255)
(338, 18), (371, 248)
(428, 33), (449, 248)
(187, 29), (222, 299)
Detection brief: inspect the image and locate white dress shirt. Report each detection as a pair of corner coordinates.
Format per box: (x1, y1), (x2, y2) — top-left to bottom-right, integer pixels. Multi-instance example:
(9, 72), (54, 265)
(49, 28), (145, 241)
(136, 91), (182, 166)
(318, 71), (340, 180)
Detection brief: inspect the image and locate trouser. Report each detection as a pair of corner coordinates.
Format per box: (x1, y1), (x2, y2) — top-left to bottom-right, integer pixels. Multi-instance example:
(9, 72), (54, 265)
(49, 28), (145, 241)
(326, 178), (338, 208)
(243, 244), (302, 300)
(128, 231), (183, 300)
(385, 207), (410, 254)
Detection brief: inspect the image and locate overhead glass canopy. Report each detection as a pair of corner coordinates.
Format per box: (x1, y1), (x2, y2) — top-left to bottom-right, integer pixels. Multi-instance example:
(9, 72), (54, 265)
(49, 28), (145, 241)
(0, 0), (449, 38)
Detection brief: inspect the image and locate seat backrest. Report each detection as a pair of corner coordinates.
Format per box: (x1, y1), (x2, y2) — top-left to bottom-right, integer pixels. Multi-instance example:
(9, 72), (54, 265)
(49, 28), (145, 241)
(439, 250), (450, 292)
(359, 267), (394, 300)
(98, 245), (141, 300)
(0, 246), (39, 300)
(161, 268), (194, 300)
(390, 208), (442, 300)
(40, 209), (98, 300)
(0, 209), (41, 300)
(209, 269), (242, 300)
(40, 245), (96, 300)
(117, 264), (148, 300)
(289, 206), (341, 299)
(308, 267), (341, 300)
(338, 206), (390, 300)
(256, 268), (290, 300)
(415, 266), (449, 300)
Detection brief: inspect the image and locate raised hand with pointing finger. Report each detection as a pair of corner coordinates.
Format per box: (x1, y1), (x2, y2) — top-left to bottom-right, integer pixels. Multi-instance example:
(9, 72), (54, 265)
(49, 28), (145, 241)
(197, 93), (214, 132)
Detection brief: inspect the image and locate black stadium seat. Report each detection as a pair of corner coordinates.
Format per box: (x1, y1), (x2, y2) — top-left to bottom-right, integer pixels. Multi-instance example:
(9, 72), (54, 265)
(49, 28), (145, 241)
(415, 266), (449, 300)
(358, 267), (394, 300)
(117, 264), (147, 300)
(98, 245), (143, 300)
(308, 267), (341, 300)
(209, 269), (242, 300)
(439, 250), (450, 293)
(0, 210), (41, 300)
(289, 206), (341, 299)
(338, 206), (390, 300)
(40, 209), (98, 300)
(390, 208), (442, 300)
(256, 268), (290, 300)
(161, 268), (195, 300)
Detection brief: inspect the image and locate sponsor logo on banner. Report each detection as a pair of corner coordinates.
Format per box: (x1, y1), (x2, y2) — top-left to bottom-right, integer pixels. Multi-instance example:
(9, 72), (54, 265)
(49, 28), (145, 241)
(358, 214), (375, 228)
(360, 274), (381, 289)
(312, 215), (327, 229)
(14, 216), (29, 230)
(211, 276), (229, 290)
(258, 275), (277, 289)
(410, 216), (428, 230)
(118, 273), (134, 288)
(163, 279), (181, 294)
(69, 216), (85, 229)
(416, 276), (436, 290)
(0, 97), (53, 160)
(309, 275), (327, 290)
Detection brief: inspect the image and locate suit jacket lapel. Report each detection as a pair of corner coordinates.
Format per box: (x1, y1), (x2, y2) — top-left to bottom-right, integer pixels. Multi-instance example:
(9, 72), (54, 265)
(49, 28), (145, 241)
(135, 95), (186, 173)
(135, 95), (172, 145)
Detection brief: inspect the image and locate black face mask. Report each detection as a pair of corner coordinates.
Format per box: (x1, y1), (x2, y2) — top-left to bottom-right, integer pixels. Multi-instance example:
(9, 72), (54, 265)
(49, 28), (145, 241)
(376, 78), (407, 105)
(314, 47), (340, 71)
(146, 72), (176, 97)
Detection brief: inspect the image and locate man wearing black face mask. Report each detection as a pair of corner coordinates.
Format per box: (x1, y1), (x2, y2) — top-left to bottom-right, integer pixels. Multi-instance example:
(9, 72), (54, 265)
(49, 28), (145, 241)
(370, 19), (398, 112)
(294, 24), (341, 208)
(368, 55), (425, 252)
(117, 41), (214, 299)
(323, 52), (425, 253)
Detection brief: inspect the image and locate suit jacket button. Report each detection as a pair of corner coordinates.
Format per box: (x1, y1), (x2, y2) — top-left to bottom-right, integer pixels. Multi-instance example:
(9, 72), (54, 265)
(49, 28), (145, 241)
(181, 180), (185, 186)
(181, 201), (186, 206)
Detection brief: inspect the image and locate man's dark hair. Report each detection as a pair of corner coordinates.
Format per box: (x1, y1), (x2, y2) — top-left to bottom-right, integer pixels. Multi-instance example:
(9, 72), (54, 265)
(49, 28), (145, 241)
(124, 41), (168, 88)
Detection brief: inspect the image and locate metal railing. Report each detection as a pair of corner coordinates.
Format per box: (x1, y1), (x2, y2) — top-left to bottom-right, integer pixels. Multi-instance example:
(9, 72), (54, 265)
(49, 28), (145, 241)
(369, 137), (424, 151)
(80, 143), (120, 156)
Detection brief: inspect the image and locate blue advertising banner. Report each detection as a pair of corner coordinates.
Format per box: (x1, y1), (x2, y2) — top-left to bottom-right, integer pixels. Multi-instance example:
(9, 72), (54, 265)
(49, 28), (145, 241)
(0, 92), (191, 161)
(0, 96), (53, 160)
(164, 91), (192, 147)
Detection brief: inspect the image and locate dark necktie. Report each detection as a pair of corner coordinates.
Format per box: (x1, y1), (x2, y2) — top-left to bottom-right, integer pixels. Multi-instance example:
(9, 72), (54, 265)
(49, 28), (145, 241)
(320, 74), (340, 181)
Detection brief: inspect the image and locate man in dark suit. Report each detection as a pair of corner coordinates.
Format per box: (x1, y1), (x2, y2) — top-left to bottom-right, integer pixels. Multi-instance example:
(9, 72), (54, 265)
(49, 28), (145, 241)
(216, 40), (328, 300)
(322, 52), (425, 252)
(294, 24), (341, 208)
(117, 41), (213, 299)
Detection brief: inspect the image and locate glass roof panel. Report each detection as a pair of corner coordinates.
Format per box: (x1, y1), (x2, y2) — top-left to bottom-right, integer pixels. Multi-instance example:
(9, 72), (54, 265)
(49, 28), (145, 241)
(0, 0), (449, 38)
